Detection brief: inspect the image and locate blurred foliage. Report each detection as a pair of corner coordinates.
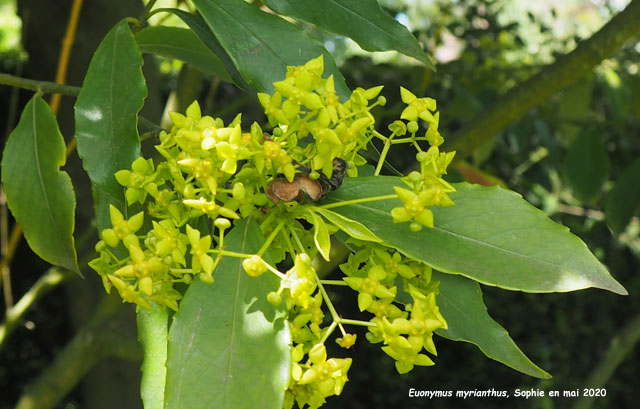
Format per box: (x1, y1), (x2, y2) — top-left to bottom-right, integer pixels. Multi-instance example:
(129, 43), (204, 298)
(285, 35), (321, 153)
(0, 0), (26, 70)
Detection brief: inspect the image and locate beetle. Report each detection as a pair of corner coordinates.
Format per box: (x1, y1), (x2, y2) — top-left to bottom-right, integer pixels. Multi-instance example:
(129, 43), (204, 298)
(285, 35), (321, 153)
(266, 158), (347, 204)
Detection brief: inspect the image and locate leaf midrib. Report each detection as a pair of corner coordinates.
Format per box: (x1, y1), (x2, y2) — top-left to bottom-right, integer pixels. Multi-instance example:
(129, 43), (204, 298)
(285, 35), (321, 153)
(343, 200), (592, 275)
(30, 99), (67, 258)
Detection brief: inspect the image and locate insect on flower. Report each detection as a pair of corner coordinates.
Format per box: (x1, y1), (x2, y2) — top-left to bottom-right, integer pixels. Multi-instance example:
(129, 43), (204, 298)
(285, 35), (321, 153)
(266, 158), (347, 204)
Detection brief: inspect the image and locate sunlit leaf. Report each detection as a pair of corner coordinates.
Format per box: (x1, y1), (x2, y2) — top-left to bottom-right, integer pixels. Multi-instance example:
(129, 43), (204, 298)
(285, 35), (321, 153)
(165, 218), (290, 409)
(323, 177), (627, 295)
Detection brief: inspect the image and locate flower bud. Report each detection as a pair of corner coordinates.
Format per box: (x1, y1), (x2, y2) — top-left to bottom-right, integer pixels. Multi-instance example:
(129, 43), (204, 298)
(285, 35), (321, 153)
(267, 291), (282, 306)
(242, 255), (267, 277)
(214, 218), (231, 230)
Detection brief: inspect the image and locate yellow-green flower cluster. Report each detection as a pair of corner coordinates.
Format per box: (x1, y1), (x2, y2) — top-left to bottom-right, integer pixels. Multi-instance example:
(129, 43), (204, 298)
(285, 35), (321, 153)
(285, 343), (352, 409)
(258, 56), (383, 178)
(390, 87), (456, 232)
(341, 243), (447, 374)
(89, 55), (456, 409)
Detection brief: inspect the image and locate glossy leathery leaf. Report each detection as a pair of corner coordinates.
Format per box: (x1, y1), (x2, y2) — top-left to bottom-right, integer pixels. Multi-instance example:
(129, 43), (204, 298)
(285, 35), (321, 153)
(262, 0), (435, 71)
(74, 19), (146, 231)
(322, 177), (627, 295)
(135, 26), (231, 82)
(165, 218), (290, 409)
(192, 0), (350, 98)
(1, 95), (79, 273)
(434, 272), (551, 378)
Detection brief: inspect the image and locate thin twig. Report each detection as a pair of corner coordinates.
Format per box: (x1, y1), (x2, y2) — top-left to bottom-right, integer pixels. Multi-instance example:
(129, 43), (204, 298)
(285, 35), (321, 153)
(49, 0), (84, 113)
(555, 204), (606, 221)
(0, 73), (80, 97)
(0, 268), (74, 350)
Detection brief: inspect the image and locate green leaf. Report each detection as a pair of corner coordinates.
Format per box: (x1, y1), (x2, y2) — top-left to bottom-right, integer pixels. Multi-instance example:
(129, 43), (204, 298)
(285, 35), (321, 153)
(563, 131), (609, 204)
(262, 0), (435, 71)
(135, 26), (231, 82)
(191, 0), (350, 98)
(74, 19), (146, 231)
(605, 158), (640, 233)
(166, 8), (252, 92)
(312, 207), (381, 243)
(165, 218), (290, 409)
(434, 272), (550, 378)
(308, 210), (331, 261)
(138, 304), (169, 409)
(323, 177), (627, 295)
(1, 95), (79, 273)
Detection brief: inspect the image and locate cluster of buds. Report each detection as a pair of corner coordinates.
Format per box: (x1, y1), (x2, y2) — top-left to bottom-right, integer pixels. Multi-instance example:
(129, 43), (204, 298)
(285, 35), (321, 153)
(89, 55), (455, 408)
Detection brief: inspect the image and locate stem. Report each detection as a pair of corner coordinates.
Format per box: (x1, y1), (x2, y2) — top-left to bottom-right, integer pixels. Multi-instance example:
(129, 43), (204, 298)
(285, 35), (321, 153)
(319, 280), (349, 286)
(555, 204), (605, 221)
(289, 226), (306, 254)
(0, 224), (22, 308)
(0, 74), (161, 134)
(262, 261), (286, 279)
(0, 73), (80, 97)
(207, 249), (255, 259)
(281, 227), (297, 257)
(168, 268), (193, 274)
(318, 321), (338, 345)
(257, 218), (287, 256)
(390, 136), (430, 144)
(49, 0), (84, 113)
(374, 140), (392, 176)
(371, 129), (397, 177)
(259, 208), (277, 231)
(319, 194), (398, 210)
(315, 274), (340, 323)
(0, 268), (74, 351)
(338, 318), (376, 327)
